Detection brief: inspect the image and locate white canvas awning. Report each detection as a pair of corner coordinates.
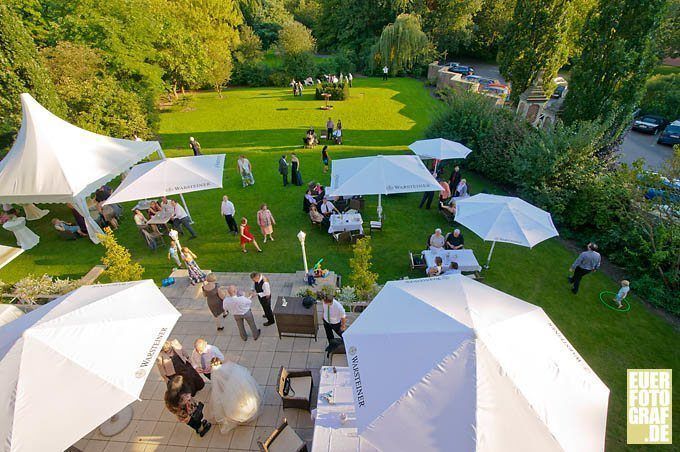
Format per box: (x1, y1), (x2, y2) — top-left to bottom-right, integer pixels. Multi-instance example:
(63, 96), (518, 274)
(0, 280), (180, 452)
(0, 94), (160, 242)
(344, 276), (609, 452)
(408, 138), (473, 160)
(103, 155), (225, 207)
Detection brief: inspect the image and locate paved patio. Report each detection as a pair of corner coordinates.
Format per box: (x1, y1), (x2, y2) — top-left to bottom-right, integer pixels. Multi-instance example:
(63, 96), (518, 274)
(73, 270), (348, 452)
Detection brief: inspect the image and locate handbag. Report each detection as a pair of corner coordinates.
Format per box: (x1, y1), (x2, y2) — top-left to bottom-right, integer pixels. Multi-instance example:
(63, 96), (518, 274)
(282, 377), (296, 397)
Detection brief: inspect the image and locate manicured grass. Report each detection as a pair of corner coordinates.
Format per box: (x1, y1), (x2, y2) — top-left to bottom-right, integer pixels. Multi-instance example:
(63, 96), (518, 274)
(0, 77), (677, 450)
(653, 64), (680, 76)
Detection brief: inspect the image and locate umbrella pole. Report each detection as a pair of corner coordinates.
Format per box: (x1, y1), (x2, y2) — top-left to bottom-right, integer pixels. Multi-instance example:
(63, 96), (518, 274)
(179, 193), (193, 224)
(485, 241), (496, 269)
(99, 405), (133, 436)
(377, 194), (383, 219)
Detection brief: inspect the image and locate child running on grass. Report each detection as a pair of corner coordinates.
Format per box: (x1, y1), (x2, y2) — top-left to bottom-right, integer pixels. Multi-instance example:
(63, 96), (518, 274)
(168, 241), (183, 268)
(614, 280), (630, 308)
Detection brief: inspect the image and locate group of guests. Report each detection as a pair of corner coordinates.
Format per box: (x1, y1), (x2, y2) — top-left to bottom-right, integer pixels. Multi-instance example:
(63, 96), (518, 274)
(419, 165), (469, 216)
(325, 118), (343, 144)
(304, 126), (319, 147)
(291, 79), (306, 96)
(220, 196), (275, 253)
(158, 337), (262, 437)
(323, 73), (353, 86)
(135, 197), (197, 243)
(278, 154), (303, 186)
(426, 228), (466, 277)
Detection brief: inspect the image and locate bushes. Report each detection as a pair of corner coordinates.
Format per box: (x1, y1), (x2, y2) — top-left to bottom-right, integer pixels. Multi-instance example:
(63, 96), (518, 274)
(98, 228), (144, 282)
(639, 74), (680, 120)
(231, 61), (274, 87)
(315, 82), (350, 100)
(426, 90), (679, 314)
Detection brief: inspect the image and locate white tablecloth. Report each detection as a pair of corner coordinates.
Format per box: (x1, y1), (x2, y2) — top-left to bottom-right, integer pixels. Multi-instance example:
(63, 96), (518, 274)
(147, 211), (173, 225)
(421, 249), (481, 272)
(312, 366), (377, 452)
(2, 217), (39, 250)
(328, 214), (363, 234)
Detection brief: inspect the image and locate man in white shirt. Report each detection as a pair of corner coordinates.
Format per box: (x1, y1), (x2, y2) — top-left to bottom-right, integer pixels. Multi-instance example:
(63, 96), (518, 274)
(237, 155), (254, 187)
(443, 261), (461, 276)
(321, 294), (346, 344)
(382, 65), (389, 80)
(191, 338), (224, 380)
(348, 73), (353, 87)
(250, 272), (275, 326)
(221, 285), (261, 341)
(320, 197), (339, 217)
(171, 199), (197, 239)
(220, 195), (237, 234)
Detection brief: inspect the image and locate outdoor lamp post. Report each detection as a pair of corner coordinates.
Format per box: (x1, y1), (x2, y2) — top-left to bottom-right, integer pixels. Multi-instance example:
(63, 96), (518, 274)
(297, 230), (309, 275)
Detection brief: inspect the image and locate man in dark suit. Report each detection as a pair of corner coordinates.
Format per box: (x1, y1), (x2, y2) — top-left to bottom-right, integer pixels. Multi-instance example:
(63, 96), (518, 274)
(278, 155), (289, 186)
(449, 166), (461, 190)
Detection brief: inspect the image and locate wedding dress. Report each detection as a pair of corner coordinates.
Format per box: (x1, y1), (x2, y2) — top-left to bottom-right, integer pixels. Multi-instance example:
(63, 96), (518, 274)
(209, 361), (263, 433)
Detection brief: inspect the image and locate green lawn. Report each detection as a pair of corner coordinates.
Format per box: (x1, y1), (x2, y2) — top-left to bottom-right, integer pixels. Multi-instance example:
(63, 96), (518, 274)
(0, 77), (677, 451)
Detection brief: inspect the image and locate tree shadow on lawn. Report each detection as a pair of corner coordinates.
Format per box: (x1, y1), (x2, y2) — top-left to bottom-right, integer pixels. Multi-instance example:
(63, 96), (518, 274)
(159, 129), (422, 152)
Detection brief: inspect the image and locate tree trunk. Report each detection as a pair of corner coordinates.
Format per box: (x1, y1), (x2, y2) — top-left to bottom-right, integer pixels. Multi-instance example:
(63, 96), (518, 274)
(172, 82), (178, 100)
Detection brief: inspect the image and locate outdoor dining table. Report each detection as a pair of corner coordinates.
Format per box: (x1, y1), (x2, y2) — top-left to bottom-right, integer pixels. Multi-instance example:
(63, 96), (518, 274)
(146, 211), (173, 226)
(312, 366), (378, 452)
(421, 248), (482, 272)
(131, 199), (156, 211)
(2, 217), (39, 250)
(328, 213), (363, 234)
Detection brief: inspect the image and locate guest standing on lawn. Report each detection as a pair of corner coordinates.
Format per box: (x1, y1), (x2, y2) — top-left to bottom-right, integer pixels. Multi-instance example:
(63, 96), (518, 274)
(182, 247), (206, 285)
(256, 204), (276, 242)
(321, 145), (330, 173)
(278, 155), (289, 186)
(382, 65), (389, 80)
(157, 339), (205, 395)
(221, 195), (238, 234)
(250, 272), (275, 326)
(239, 217), (262, 253)
(203, 273), (228, 331)
(326, 117), (334, 141)
(171, 200), (197, 239)
(568, 242), (601, 294)
(237, 155), (255, 187)
(220, 285), (261, 341)
(188, 137), (202, 156)
(321, 293), (346, 345)
(291, 153), (302, 185)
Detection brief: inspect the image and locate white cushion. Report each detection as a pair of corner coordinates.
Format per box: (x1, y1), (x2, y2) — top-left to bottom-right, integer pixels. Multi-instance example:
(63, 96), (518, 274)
(288, 376), (312, 399)
(268, 425), (305, 452)
(370, 221), (381, 228)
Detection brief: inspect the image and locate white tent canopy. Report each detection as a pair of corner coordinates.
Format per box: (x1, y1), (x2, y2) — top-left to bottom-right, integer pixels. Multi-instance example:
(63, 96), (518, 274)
(408, 138), (473, 161)
(102, 154), (226, 219)
(0, 280), (180, 452)
(0, 245), (23, 271)
(344, 276), (609, 452)
(0, 93), (160, 242)
(454, 193), (559, 266)
(328, 155), (441, 215)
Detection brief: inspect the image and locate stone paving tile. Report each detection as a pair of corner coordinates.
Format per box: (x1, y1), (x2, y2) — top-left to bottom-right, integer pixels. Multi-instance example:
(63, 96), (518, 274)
(75, 272), (324, 452)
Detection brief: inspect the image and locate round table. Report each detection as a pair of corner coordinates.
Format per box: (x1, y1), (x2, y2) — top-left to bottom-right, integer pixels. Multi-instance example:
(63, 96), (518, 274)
(2, 217), (40, 250)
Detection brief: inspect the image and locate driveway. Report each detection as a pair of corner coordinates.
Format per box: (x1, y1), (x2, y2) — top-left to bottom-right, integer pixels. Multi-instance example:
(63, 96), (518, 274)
(619, 130), (674, 170)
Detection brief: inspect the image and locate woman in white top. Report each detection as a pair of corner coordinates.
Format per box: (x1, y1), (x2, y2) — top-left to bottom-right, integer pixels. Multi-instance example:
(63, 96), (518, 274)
(237, 155), (254, 187)
(455, 179), (469, 198)
(429, 228), (446, 250)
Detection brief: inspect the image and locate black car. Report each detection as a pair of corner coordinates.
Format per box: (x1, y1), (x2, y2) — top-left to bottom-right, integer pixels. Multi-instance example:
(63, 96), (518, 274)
(632, 115), (666, 134)
(657, 120), (680, 146)
(447, 64), (475, 76)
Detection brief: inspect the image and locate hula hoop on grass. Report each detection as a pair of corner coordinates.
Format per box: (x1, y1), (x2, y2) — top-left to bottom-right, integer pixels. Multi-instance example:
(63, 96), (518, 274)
(599, 291), (631, 312)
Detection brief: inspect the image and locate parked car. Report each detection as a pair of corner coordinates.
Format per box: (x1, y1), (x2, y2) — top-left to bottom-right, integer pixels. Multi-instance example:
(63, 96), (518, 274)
(447, 63), (475, 76)
(632, 115), (666, 134)
(463, 75), (498, 86)
(657, 120), (680, 146)
(551, 85), (567, 99)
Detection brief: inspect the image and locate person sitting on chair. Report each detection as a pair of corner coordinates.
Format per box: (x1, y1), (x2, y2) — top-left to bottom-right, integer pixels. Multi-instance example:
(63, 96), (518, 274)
(320, 197), (340, 217)
(309, 204), (328, 228)
(134, 209), (160, 235)
(439, 198), (457, 216)
(427, 256), (444, 276)
(52, 218), (87, 237)
(445, 229), (465, 250)
(428, 229), (446, 250)
(303, 190), (317, 212)
(443, 261), (461, 275)
(454, 179), (469, 198)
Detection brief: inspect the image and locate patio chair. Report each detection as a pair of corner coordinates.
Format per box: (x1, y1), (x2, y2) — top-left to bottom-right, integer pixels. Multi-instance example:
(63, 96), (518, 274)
(349, 230), (365, 243)
(369, 217), (382, 234)
(257, 418), (308, 452)
(348, 197), (364, 211)
(332, 230), (352, 244)
(139, 226), (165, 251)
(409, 251), (426, 270)
(277, 367), (314, 411)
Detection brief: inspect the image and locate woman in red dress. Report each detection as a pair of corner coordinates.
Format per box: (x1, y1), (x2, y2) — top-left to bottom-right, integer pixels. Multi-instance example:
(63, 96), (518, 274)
(239, 217), (262, 253)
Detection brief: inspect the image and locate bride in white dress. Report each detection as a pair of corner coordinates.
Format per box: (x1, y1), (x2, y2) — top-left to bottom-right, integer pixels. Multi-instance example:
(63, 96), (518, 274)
(209, 358), (263, 433)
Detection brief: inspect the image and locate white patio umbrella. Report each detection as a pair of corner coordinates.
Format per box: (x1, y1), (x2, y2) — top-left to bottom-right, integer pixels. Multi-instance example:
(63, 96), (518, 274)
(0, 280), (180, 452)
(408, 138), (473, 162)
(454, 193), (559, 268)
(0, 245), (23, 271)
(344, 276), (609, 452)
(103, 154), (226, 220)
(328, 155), (441, 217)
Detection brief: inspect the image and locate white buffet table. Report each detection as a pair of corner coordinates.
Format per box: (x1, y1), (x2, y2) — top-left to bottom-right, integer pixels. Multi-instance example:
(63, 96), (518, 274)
(328, 213), (363, 234)
(312, 366), (377, 452)
(421, 249), (482, 272)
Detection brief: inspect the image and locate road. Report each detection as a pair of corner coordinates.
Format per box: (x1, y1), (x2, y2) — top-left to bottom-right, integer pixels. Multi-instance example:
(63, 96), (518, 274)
(620, 130), (674, 171)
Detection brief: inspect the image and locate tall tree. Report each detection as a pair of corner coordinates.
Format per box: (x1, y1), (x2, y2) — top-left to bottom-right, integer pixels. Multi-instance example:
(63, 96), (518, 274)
(373, 14), (432, 74)
(498, 0), (583, 103)
(465, 0), (516, 59)
(278, 20), (316, 55)
(0, 2), (63, 150)
(562, 0), (667, 126)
